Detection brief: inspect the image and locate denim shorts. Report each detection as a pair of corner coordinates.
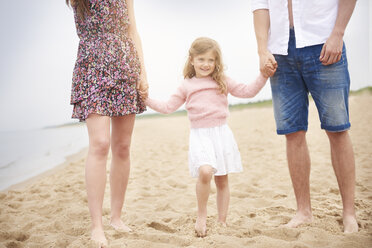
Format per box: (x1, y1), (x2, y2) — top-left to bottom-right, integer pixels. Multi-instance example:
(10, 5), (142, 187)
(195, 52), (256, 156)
(270, 29), (351, 135)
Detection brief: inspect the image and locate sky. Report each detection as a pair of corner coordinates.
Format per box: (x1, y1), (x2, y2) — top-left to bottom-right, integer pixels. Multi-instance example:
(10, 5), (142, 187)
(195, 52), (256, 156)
(0, 0), (370, 132)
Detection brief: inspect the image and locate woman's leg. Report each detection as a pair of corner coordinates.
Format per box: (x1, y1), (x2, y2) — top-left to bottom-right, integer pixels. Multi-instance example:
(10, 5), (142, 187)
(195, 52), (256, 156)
(85, 114), (111, 244)
(195, 165), (214, 237)
(214, 175), (229, 225)
(109, 114), (135, 231)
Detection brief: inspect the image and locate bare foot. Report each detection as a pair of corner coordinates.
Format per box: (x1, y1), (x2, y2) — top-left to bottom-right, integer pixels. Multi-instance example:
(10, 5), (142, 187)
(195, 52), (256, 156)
(110, 219), (132, 232)
(343, 215), (358, 233)
(282, 212), (313, 228)
(218, 221), (227, 227)
(91, 228), (108, 248)
(195, 217), (207, 237)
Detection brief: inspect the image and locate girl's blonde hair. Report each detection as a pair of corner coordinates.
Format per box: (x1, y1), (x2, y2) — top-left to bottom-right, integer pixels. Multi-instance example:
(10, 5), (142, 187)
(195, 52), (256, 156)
(183, 37), (227, 94)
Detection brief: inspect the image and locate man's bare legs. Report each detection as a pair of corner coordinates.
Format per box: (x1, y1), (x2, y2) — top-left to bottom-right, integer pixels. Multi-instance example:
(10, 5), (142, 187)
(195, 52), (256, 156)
(284, 130), (358, 232)
(195, 165), (214, 237)
(109, 114), (135, 232)
(214, 175), (229, 226)
(284, 131), (313, 228)
(326, 130), (358, 233)
(85, 114), (111, 246)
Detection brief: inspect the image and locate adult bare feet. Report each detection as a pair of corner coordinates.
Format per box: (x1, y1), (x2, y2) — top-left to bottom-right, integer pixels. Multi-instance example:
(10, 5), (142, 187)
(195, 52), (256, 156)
(343, 215), (358, 233)
(195, 217), (207, 237)
(282, 212), (313, 228)
(110, 219), (132, 232)
(91, 228), (108, 248)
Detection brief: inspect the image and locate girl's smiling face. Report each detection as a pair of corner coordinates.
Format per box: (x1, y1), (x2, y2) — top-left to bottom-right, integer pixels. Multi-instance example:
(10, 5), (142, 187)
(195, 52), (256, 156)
(191, 50), (216, 78)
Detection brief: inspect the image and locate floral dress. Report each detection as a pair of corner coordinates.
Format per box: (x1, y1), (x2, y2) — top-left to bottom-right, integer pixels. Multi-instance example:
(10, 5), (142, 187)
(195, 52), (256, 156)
(70, 0), (146, 121)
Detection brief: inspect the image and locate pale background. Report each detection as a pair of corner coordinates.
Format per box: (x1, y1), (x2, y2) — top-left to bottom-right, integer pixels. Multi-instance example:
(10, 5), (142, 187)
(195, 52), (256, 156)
(0, 0), (370, 132)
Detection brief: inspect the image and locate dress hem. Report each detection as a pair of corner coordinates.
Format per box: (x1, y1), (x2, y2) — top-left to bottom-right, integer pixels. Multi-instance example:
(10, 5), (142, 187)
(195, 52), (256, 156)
(72, 108), (146, 122)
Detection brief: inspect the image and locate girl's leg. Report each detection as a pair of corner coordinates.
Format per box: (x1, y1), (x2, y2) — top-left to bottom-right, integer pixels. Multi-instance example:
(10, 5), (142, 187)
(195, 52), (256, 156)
(214, 175), (230, 226)
(109, 114), (135, 231)
(85, 114), (111, 245)
(195, 165), (214, 237)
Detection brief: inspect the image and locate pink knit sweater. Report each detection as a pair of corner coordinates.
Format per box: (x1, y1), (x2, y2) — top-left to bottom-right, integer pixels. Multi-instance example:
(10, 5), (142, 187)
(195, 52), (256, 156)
(145, 74), (268, 128)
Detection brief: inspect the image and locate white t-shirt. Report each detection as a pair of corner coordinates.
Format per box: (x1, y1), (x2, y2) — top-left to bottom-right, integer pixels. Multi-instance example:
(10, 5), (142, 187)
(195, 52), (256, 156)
(251, 0), (339, 55)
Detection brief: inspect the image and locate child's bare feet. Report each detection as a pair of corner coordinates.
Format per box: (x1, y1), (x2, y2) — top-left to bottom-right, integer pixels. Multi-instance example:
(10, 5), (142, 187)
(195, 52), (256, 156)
(195, 217), (207, 237)
(110, 219), (132, 232)
(91, 228), (108, 248)
(343, 215), (358, 233)
(281, 212), (313, 228)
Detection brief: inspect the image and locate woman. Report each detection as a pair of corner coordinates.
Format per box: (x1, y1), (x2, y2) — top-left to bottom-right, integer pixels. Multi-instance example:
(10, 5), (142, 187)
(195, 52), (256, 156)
(66, 0), (148, 246)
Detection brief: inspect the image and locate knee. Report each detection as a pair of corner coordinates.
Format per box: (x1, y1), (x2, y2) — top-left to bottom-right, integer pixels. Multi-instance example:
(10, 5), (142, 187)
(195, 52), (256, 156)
(112, 142), (131, 160)
(90, 137), (110, 158)
(215, 176), (228, 190)
(285, 131), (306, 146)
(326, 130), (348, 140)
(198, 166), (213, 184)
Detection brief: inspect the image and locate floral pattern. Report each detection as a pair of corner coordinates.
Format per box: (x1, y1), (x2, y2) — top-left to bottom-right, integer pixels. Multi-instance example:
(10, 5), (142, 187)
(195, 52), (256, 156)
(71, 0), (146, 121)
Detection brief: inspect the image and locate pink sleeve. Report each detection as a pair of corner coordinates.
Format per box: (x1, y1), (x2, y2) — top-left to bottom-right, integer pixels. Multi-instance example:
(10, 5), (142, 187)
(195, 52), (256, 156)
(227, 73), (268, 98)
(145, 85), (186, 114)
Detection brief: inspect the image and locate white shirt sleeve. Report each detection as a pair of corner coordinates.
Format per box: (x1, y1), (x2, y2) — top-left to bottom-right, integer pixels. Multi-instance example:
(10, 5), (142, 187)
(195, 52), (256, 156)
(251, 0), (269, 12)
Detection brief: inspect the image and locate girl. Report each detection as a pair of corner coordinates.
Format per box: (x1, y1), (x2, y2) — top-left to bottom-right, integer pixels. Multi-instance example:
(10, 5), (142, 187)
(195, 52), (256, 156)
(66, 0), (148, 246)
(144, 37), (273, 237)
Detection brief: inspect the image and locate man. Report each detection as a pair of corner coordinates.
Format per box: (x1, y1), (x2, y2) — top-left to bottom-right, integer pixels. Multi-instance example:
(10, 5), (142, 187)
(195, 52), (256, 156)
(251, 0), (358, 233)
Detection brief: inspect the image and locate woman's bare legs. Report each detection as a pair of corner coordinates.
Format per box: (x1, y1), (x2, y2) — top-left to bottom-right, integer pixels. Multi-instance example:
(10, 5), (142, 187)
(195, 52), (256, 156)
(214, 175), (229, 226)
(195, 165), (214, 237)
(85, 114), (111, 246)
(109, 114), (135, 232)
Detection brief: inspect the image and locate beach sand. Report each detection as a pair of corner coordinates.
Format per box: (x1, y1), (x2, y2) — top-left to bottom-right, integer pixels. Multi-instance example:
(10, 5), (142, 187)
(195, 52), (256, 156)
(0, 93), (371, 248)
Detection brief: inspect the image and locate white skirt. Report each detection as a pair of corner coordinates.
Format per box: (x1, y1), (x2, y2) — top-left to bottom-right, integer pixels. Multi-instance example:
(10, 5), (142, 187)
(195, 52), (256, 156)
(188, 124), (243, 178)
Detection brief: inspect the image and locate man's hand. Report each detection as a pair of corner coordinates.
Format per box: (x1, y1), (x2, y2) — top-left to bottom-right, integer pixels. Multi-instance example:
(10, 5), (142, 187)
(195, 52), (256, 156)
(319, 33), (344, 66)
(259, 50), (278, 77)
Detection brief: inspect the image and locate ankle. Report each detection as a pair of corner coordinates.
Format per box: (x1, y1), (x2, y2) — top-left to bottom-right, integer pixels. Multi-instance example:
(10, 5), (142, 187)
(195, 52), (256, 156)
(91, 224), (104, 232)
(110, 215), (122, 222)
(342, 210), (356, 219)
(297, 208), (312, 217)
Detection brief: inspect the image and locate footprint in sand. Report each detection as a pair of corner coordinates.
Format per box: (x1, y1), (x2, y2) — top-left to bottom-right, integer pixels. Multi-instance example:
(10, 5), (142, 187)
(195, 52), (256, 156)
(1, 231), (30, 245)
(273, 194), (287, 199)
(263, 227), (301, 242)
(329, 188), (339, 195)
(148, 221), (176, 233)
(269, 215), (291, 225)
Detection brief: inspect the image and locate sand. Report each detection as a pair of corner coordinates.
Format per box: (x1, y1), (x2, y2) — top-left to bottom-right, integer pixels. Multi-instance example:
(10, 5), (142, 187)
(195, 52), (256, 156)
(0, 93), (371, 248)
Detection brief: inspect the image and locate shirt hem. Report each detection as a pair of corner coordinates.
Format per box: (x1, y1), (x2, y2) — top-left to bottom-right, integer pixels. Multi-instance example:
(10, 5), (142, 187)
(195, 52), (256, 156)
(190, 119), (227, 129)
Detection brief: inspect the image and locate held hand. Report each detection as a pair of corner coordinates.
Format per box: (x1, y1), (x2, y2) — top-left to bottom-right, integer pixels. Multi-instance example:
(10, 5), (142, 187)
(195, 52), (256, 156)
(319, 33), (343, 66)
(259, 50), (277, 77)
(264, 59), (278, 78)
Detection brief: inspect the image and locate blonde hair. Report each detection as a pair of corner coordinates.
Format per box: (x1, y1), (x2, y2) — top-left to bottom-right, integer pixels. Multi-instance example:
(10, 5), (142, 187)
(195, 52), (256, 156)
(183, 37), (227, 94)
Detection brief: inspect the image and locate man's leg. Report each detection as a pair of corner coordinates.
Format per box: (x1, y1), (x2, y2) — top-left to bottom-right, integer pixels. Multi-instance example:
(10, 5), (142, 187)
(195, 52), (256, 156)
(326, 130), (358, 233)
(302, 41), (358, 232)
(284, 131), (313, 227)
